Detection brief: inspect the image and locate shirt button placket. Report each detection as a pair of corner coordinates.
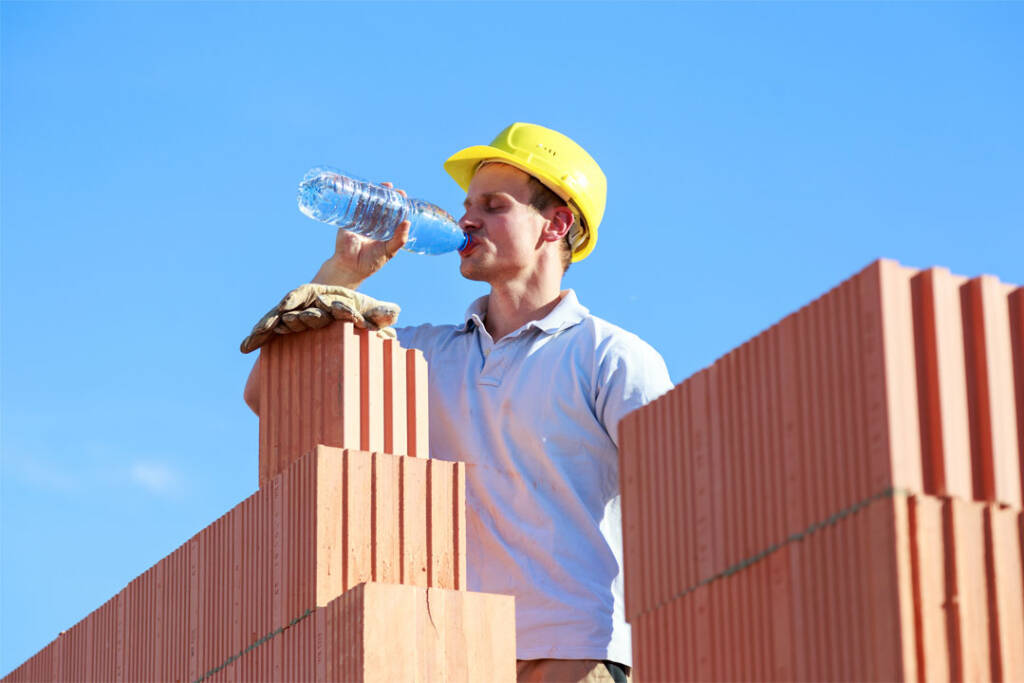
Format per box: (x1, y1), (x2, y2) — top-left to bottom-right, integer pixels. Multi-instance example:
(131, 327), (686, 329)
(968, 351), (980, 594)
(480, 342), (507, 386)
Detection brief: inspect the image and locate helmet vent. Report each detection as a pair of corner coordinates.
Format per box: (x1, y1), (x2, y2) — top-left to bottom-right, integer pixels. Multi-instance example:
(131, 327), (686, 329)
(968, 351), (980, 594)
(536, 143), (558, 158)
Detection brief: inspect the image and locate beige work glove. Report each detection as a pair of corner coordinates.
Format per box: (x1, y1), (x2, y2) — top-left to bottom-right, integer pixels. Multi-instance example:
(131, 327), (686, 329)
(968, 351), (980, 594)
(240, 284), (400, 354)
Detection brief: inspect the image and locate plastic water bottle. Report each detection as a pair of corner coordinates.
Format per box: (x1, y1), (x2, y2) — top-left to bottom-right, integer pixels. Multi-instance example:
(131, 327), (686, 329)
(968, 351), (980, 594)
(297, 167), (468, 255)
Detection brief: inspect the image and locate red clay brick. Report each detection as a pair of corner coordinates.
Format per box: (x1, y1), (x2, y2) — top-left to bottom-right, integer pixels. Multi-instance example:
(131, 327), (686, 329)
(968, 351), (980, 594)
(909, 495), (952, 681)
(984, 505), (1024, 681)
(638, 389), (659, 618)
(669, 383), (688, 600)
(708, 361), (728, 580)
(400, 455), (430, 587)
(381, 338), (408, 458)
(405, 347), (430, 458)
(359, 329), (385, 453)
(806, 509), (824, 682)
(766, 545), (792, 680)
(1010, 287), (1024, 502)
(859, 260), (925, 497)
(961, 276), (1022, 506)
(911, 268), (973, 498)
(943, 497), (992, 681)
(690, 369), (714, 583)
(657, 384), (676, 616)
(617, 408), (640, 615)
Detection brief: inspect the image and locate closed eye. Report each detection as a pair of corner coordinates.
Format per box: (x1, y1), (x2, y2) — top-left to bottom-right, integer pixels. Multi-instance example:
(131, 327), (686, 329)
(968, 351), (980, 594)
(464, 191), (514, 212)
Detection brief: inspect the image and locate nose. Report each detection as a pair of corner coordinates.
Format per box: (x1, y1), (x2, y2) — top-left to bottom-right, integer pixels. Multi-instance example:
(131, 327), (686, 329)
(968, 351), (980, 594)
(458, 213), (479, 232)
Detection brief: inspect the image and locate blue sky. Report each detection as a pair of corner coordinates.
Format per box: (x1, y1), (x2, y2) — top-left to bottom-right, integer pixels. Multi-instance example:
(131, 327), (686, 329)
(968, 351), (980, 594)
(2, 1), (1022, 673)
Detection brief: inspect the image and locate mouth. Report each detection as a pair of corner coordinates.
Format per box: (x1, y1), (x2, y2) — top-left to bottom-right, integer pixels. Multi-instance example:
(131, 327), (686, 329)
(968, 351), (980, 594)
(459, 234), (478, 257)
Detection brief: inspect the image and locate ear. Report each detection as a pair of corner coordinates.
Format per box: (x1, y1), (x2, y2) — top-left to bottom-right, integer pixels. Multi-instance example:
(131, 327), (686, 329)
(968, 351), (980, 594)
(540, 206), (575, 243)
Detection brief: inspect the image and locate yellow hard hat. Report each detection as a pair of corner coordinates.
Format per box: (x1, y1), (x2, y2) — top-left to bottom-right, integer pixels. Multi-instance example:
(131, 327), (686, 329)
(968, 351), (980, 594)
(443, 122), (607, 262)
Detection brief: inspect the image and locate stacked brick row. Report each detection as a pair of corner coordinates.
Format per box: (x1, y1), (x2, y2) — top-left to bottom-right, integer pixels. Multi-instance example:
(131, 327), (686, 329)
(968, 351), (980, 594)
(619, 259), (1024, 681)
(5, 324), (515, 682)
(205, 583), (514, 682)
(8, 579), (513, 683)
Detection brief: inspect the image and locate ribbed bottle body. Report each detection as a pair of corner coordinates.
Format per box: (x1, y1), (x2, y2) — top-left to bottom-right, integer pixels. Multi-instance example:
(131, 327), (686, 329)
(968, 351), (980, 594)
(298, 168), (466, 255)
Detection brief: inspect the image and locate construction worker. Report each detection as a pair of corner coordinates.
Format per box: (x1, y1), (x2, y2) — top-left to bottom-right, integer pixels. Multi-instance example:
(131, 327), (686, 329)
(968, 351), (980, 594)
(244, 123), (672, 682)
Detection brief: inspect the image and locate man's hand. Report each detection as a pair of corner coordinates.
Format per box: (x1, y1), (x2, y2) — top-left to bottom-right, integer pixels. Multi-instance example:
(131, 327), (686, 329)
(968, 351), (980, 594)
(312, 182), (410, 289)
(240, 284), (400, 354)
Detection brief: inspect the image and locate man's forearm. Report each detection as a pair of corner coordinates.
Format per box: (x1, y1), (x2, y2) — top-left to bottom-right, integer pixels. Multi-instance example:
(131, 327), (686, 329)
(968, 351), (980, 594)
(312, 256), (366, 289)
(244, 357), (261, 415)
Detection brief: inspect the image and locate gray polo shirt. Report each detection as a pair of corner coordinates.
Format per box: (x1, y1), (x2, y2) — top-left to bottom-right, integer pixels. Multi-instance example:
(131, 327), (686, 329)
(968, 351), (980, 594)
(396, 289), (672, 664)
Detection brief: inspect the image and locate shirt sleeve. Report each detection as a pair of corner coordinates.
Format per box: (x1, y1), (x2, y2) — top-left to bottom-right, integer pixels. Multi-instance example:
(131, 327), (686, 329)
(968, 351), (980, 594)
(394, 325), (417, 350)
(394, 324), (436, 359)
(594, 333), (674, 449)
(395, 323), (459, 366)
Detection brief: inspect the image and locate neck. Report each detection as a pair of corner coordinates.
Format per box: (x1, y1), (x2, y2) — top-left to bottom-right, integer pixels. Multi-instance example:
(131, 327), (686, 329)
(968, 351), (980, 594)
(484, 276), (565, 341)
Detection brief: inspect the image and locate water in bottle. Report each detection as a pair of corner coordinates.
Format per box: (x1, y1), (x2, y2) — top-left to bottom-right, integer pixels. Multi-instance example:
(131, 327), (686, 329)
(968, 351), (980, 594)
(297, 167), (469, 255)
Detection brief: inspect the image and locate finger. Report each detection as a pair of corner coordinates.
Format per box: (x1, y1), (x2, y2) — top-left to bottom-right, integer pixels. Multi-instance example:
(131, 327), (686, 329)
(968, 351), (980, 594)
(375, 327), (397, 340)
(380, 181), (407, 198)
(329, 300), (364, 325)
(240, 330), (275, 354)
(364, 303), (400, 329)
(298, 307), (333, 329)
(317, 292), (356, 315)
(251, 309), (281, 335)
(384, 221), (410, 259)
(280, 311), (308, 333)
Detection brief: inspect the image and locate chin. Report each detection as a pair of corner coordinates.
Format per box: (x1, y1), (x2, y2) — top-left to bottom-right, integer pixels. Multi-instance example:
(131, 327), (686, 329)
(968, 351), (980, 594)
(459, 262), (488, 282)
(458, 253), (489, 281)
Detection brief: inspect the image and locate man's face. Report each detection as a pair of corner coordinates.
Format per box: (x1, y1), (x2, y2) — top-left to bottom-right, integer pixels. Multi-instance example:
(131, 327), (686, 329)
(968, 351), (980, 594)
(457, 162), (549, 283)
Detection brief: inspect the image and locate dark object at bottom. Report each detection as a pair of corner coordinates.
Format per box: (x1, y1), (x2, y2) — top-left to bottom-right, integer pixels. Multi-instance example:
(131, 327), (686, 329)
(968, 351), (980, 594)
(603, 660), (630, 682)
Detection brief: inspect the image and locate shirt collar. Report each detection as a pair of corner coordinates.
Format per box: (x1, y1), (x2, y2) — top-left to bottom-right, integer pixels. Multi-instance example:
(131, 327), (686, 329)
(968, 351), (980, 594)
(459, 295), (490, 333)
(457, 289), (589, 336)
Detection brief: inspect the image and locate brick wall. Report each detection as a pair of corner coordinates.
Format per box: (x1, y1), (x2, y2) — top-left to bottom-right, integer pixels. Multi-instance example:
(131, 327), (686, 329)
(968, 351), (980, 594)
(4, 324), (515, 682)
(620, 259), (1023, 681)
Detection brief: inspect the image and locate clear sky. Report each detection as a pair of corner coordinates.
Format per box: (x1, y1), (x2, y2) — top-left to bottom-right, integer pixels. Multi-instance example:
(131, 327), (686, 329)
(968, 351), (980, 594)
(2, 1), (1022, 674)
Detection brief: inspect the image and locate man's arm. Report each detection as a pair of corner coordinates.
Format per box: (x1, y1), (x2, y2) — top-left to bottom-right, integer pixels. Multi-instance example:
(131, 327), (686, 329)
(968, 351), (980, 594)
(595, 335), (673, 448)
(244, 357), (261, 414)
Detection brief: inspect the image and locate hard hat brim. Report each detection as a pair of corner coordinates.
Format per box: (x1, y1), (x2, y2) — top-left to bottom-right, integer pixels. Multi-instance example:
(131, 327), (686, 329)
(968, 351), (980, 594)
(444, 145), (529, 192)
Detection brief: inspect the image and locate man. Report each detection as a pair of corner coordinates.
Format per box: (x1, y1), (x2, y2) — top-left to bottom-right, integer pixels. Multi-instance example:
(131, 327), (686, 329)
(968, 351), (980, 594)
(246, 123), (672, 682)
